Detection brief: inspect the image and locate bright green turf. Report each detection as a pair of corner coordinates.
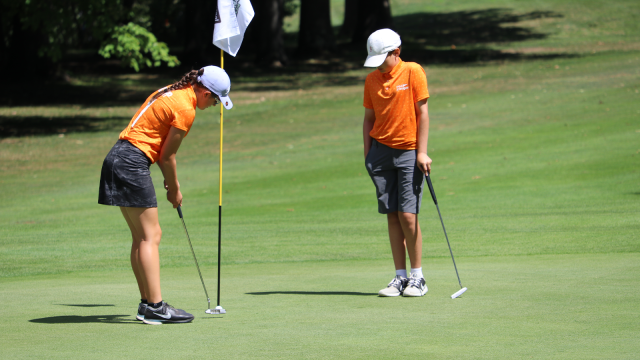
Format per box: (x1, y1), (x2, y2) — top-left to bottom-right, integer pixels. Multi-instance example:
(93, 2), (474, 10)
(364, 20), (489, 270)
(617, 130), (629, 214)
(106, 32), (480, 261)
(1, 0), (639, 358)
(1, 255), (638, 359)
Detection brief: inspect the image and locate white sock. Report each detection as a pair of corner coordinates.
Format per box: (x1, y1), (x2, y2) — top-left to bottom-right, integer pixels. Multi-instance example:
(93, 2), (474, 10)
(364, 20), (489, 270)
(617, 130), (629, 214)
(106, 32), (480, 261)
(395, 269), (407, 278)
(410, 267), (423, 278)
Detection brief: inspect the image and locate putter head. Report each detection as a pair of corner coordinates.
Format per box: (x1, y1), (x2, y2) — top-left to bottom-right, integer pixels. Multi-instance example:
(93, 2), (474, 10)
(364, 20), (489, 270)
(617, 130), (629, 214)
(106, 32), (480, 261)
(451, 287), (468, 299)
(206, 305), (226, 314)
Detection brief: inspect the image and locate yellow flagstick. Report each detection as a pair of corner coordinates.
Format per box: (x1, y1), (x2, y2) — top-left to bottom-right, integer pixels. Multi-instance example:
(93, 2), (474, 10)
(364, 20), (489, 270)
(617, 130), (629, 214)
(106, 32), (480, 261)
(219, 48), (224, 206)
(214, 48), (226, 314)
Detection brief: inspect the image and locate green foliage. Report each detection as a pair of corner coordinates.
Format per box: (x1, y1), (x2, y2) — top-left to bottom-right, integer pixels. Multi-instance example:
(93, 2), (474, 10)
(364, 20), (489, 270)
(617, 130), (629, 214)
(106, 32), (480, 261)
(2, 0), (127, 62)
(0, 0), (172, 70)
(283, 0), (300, 17)
(99, 22), (180, 72)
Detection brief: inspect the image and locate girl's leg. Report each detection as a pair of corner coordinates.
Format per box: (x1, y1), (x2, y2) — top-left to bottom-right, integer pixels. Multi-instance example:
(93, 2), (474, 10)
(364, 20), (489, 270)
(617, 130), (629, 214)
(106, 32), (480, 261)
(121, 208), (148, 300)
(120, 206), (163, 304)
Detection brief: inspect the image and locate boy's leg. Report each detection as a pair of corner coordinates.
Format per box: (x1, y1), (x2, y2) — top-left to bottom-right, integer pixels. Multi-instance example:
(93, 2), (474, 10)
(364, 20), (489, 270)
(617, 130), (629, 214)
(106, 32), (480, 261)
(387, 212), (422, 270)
(396, 150), (427, 296)
(397, 212), (422, 269)
(120, 207), (163, 304)
(395, 147), (424, 271)
(399, 212), (427, 296)
(377, 212), (410, 297)
(386, 212), (407, 271)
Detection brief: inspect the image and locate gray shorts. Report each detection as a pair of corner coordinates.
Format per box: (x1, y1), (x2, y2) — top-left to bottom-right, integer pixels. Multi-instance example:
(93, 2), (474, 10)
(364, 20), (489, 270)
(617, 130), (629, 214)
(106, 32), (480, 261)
(365, 139), (424, 214)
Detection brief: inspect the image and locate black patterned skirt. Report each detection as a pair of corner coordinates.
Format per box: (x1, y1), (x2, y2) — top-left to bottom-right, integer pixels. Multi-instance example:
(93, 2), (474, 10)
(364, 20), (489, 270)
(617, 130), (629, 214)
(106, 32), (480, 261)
(98, 140), (157, 208)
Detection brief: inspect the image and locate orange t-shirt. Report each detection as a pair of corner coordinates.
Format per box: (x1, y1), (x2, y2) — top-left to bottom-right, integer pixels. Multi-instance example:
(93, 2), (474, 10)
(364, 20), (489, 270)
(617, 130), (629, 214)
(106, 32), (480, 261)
(119, 85), (197, 163)
(363, 59), (429, 150)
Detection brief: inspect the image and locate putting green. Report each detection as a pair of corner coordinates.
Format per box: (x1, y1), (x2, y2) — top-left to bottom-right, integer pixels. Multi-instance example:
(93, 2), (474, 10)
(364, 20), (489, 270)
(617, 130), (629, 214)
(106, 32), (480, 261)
(1, 255), (638, 359)
(1, 0), (639, 358)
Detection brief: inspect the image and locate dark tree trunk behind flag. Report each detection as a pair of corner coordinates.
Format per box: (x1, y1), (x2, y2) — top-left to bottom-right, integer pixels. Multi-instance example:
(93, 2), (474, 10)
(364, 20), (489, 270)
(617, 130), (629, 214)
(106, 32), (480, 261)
(297, 0), (335, 57)
(340, 0), (358, 38)
(184, 0), (218, 67)
(248, 0), (288, 67)
(351, 0), (393, 44)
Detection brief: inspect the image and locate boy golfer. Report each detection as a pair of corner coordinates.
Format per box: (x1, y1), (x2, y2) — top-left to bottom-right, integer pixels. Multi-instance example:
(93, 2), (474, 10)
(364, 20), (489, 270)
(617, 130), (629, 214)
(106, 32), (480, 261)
(362, 29), (432, 297)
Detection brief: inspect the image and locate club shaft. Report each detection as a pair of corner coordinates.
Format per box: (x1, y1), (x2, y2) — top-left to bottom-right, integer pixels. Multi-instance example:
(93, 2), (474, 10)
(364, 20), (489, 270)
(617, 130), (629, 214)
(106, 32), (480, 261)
(178, 208), (210, 305)
(434, 203), (463, 288)
(426, 175), (463, 289)
(217, 205), (222, 306)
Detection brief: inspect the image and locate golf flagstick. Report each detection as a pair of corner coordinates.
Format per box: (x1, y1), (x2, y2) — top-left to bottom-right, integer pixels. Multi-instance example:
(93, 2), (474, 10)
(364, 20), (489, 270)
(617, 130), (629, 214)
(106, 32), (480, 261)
(208, 48), (227, 315)
(210, 0), (255, 314)
(425, 173), (468, 299)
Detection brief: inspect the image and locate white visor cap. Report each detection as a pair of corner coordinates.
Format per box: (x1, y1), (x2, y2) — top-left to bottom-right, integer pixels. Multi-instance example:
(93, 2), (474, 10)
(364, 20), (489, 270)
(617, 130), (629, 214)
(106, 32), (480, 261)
(198, 66), (233, 109)
(364, 29), (402, 67)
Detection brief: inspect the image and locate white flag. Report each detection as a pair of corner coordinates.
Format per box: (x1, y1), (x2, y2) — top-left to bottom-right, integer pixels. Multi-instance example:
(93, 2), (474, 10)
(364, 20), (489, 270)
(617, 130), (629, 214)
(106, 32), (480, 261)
(213, 0), (254, 57)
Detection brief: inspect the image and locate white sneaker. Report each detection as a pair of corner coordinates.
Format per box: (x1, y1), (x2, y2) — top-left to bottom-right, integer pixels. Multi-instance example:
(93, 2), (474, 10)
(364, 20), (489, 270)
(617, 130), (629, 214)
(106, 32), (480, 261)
(378, 275), (408, 297)
(402, 273), (428, 297)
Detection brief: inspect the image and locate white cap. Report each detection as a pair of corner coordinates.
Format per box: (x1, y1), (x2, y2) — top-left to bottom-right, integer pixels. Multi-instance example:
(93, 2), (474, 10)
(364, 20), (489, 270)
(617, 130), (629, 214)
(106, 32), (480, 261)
(198, 66), (233, 109)
(364, 29), (402, 67)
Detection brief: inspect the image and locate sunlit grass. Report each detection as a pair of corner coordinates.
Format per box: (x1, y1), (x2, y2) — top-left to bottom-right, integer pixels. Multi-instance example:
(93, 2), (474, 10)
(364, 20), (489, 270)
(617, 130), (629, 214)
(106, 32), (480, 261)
(0, 0), (639, 358)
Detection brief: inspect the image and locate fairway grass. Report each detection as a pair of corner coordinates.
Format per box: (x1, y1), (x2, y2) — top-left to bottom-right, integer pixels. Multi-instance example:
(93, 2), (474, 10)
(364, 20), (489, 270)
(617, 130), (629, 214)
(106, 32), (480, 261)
(1, 254), (638, 359)
(1, 0), (639, 358)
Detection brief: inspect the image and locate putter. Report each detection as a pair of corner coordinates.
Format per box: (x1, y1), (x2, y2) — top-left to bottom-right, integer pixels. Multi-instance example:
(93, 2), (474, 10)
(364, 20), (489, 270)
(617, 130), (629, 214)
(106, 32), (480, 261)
(425, 174), (468, 299)
(177, 206), (225, 314)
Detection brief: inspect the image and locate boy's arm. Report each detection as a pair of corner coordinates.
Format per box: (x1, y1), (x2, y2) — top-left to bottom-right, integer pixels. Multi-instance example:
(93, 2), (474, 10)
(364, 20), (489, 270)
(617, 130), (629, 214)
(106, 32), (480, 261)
(416, 99), (432, 174)
(363, 108), (376, 159)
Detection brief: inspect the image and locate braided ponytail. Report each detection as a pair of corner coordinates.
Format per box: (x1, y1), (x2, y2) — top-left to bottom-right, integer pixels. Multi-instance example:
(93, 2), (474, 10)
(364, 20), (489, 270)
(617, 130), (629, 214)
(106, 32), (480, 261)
(150, 68), (205, 102)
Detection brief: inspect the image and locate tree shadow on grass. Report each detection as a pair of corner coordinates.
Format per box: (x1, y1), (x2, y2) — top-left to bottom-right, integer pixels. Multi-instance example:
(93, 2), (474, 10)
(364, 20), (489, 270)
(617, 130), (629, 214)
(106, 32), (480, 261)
(1, 8), (573, 137)
(231, 8), (572, 92)
(395, 8), (570, 65)
(0, 81), (153, 108)
(29, 315), (136, 324)
(247, 291), (377, 296)
(0, 115), (129, 138)
(56, 304), (115, 307)
(395, 9), (562, 46)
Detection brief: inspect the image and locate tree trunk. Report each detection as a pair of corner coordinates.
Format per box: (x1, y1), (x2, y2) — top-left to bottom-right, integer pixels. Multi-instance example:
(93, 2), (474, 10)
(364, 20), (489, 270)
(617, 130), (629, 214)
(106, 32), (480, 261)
(340, 0), (358, 38)
(5, 9), (51, 80)
(183, 0), (218, 69)
(351, 0), (393, 44)
(248, 0), (288, 67)
(297, 0), (334, 57)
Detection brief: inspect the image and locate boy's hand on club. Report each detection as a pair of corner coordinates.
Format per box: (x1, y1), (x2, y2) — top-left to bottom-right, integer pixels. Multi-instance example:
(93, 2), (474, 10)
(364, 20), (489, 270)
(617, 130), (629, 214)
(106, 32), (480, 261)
(417, 153), (432, 175)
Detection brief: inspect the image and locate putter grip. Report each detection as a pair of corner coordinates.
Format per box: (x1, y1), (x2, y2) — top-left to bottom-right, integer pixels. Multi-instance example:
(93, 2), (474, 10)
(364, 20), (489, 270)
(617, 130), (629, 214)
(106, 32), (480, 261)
(426, 174), (438, 205)
(177, 206), (183, 218)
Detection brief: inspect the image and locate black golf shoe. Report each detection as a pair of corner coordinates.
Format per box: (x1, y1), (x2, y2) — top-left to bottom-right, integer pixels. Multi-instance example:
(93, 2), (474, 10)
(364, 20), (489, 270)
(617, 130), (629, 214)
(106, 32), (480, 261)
(142, 301), (194, 325)
(136, 302), (147, 321)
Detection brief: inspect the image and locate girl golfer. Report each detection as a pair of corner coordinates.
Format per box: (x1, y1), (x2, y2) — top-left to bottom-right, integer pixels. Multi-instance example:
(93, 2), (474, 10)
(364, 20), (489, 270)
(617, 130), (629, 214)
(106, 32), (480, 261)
(98, 66), (233, 324)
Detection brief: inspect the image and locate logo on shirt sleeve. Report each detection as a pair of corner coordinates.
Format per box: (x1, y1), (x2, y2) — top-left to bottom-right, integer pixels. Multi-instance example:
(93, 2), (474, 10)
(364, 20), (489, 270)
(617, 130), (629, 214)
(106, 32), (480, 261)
(396, 84), (409, 91)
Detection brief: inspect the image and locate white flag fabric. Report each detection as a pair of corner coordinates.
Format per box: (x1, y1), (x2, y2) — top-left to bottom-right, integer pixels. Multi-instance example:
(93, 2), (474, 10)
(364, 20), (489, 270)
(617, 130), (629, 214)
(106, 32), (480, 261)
(213, 0), (254, 57)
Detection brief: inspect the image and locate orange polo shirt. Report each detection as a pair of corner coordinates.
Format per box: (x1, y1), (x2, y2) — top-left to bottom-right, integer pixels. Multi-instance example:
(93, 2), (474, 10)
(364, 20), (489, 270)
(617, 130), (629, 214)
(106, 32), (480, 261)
(363, 59), (429, 150)
(119, 85), (197, 163)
